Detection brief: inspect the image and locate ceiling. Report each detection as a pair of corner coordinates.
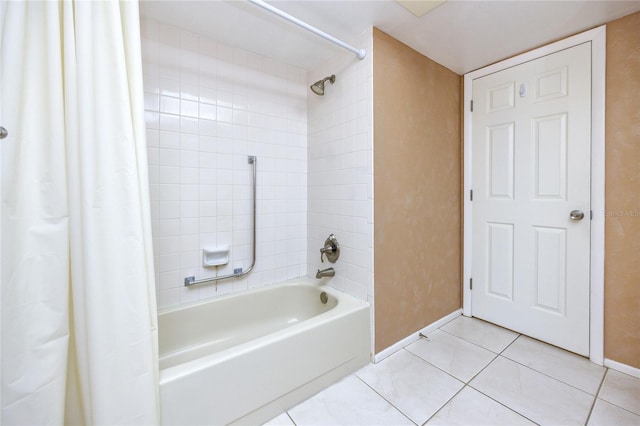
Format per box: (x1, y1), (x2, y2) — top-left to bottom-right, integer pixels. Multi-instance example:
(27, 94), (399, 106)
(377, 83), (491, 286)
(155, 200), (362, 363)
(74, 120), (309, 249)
(139, 0), (640, 75)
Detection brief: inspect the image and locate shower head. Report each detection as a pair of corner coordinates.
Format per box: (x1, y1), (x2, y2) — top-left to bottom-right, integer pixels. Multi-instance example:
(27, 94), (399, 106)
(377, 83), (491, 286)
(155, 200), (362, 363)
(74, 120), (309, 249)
(310, 74), (336, 96)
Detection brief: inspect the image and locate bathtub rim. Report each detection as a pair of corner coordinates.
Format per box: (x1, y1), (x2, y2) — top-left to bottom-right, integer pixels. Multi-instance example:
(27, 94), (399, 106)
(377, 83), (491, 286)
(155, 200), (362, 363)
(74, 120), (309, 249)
(157, 276), (337, 316)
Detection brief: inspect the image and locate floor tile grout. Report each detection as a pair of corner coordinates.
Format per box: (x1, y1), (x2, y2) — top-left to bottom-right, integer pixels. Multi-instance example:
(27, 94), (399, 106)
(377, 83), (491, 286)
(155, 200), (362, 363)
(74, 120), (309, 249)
(401, 343), (468, 384)
(438, 323), (520, 355)
(434, 327), (508, 355)
(594, 396), (640, 417)
(352, 373), (419, 426)
(360, 324), (521, 425)
(462, 331), (599, 425)
(498, 352), (606, 397)
(436, 330), (545, 424)
(419, 385), (467, 426)
(449, 325), (611, 426)
(464, 382), (542, 426)
(591, 368), (640, 416)
(274, 317), (638, 426)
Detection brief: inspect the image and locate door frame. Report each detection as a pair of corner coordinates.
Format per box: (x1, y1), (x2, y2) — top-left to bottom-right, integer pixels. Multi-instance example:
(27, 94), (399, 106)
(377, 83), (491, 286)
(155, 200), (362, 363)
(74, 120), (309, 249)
(463, 25), (606, 365)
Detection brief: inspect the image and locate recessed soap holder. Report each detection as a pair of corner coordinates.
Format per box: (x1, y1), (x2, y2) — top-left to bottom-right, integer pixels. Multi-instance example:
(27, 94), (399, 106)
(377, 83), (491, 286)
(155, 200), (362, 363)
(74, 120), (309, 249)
(203, 247), (230, 267)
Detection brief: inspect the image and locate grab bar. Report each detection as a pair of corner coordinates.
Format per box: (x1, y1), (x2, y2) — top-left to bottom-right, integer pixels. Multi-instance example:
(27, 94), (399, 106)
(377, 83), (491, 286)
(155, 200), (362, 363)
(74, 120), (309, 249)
(184, 155), (257, 286)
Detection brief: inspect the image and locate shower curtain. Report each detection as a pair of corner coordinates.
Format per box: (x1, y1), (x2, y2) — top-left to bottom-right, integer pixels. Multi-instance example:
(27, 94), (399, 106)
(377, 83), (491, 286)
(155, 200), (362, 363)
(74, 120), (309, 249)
(1, 1), (159, 424)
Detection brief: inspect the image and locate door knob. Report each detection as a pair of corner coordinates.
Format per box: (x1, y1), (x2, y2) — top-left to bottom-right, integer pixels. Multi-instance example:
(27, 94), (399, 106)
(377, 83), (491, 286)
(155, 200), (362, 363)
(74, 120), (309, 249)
(570, 210), (585, 221)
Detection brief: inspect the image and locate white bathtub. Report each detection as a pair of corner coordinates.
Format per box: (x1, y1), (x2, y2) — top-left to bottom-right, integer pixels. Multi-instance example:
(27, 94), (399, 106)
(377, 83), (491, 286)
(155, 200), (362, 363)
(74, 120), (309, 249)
(158, 278), (371, 425)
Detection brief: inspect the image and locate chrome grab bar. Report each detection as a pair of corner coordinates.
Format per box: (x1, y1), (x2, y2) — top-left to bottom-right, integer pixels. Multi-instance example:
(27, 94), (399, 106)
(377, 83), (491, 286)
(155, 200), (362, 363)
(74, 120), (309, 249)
(184, 155), (257, 286)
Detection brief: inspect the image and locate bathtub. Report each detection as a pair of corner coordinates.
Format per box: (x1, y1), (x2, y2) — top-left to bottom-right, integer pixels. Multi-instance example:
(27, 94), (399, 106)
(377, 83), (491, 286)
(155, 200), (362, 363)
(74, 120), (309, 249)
(158, 277), (371, 425)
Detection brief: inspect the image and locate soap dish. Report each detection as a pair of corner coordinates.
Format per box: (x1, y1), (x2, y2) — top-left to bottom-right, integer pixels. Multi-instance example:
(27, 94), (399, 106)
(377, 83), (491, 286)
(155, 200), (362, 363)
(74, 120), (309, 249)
(202, 247), (229, 267)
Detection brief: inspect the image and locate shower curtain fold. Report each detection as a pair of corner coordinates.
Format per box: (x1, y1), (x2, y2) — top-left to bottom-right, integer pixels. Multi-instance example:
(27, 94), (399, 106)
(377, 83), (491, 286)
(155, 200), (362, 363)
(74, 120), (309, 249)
(1, 1), (159, 424)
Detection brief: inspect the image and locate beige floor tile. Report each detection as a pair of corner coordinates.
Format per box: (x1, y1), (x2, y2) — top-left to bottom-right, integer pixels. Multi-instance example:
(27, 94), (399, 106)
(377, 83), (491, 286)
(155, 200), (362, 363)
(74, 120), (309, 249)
(598, 369), (640, 415)
(471, 356), (594, 425)
(406, 330), (496, 382)
(288, 375), (412, 425)
(427, 386), (535, 425)
(588, 398), (640, 426)
(502, 335), (606, 394)
(357, 349), (463, 424)
(440, 316), (519, 353)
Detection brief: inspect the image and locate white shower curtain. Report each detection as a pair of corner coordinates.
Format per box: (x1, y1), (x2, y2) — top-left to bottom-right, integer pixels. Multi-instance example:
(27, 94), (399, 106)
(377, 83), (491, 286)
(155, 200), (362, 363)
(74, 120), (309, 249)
(1, 1), (159, 424)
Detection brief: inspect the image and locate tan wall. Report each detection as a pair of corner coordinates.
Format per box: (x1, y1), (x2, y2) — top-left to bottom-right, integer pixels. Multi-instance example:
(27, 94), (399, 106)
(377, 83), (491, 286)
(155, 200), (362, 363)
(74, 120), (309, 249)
(604, 11), (640, 369)
(372, 14), (639, 364)
(373, 29), (462, 353)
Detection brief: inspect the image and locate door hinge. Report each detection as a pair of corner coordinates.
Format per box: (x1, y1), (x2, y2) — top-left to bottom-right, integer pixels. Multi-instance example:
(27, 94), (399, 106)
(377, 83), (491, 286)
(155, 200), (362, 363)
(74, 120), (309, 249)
(470, 189), (473, 201)
(591, 210), (593, 220)
(470, 278), (473, 290)
(470, 100), (474, 112)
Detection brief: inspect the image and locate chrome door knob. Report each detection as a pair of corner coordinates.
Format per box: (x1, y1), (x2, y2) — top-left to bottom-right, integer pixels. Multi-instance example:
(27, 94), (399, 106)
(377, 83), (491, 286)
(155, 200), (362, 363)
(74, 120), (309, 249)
(570, 210), (585, 221)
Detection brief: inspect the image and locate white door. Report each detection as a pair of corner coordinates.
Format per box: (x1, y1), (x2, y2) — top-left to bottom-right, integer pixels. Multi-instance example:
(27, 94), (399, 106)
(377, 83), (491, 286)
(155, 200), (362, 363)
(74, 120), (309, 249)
(471, 42), (591, 356)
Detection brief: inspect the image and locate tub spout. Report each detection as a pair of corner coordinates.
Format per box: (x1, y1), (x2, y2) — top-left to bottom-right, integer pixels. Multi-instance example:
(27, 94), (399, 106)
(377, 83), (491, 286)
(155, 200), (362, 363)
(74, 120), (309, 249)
(316, 267), (335, 279)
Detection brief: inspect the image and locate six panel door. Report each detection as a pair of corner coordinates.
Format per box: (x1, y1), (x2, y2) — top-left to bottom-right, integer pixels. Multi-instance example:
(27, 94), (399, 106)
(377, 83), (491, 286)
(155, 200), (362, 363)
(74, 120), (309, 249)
(471, 42), (592, 356)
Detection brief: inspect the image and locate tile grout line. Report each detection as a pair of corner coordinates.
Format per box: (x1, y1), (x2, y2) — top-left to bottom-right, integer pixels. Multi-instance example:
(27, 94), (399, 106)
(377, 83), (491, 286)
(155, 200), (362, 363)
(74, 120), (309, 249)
(285, 411), (297, 426)
(475, 357), (594, 424)
(352, 372), (420, 426)
(586, 368), (640, 418)
(463, 351), (501, 384)
(497, 334), (611, 399)
(482, 333), (605, 392)
(584, 367), (609, 425)
(416, 326), (540, 426)
(438, 324), (519, 355)
(447, 333), (543, 425)
(419, 385), (467, 426)
(280, 317), (631, 426)
(467, 336), (596, 426)
(401, 346), (468, 387)
(401, 321), (521, 418)
(403, 324), (511, 425)
(497, 332), (521, 355)
(465, 382), (542, 426)
(420, 325), (520, 386)
(499, 352), (604, 397)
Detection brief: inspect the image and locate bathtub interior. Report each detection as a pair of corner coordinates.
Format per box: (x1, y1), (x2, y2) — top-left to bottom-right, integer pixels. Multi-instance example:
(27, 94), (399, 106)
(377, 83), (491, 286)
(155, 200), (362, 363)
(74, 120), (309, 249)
(158, 283), (339, 368)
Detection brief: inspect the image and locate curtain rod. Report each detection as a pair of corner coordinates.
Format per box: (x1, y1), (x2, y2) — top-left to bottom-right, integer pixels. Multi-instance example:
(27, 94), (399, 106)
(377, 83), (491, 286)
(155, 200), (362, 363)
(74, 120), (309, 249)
(247, 0), (366, 60)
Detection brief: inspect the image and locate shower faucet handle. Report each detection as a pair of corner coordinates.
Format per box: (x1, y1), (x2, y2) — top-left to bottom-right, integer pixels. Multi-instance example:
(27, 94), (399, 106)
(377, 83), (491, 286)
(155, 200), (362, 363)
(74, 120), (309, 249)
(320, 234), (340, 263)
(320, 246), (333, 263)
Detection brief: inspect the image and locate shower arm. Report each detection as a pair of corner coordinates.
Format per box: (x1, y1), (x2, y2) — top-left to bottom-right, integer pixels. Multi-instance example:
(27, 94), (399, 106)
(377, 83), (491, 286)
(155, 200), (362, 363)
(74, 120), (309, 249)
(184, 156), (257, 287)
(247, 0), (366, 60)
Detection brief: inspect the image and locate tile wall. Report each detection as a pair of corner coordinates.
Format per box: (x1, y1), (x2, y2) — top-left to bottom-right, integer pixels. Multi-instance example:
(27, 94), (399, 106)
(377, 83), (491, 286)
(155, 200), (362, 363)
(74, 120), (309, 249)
(140, 19), (308, 308)
(306, 30), (375, 332)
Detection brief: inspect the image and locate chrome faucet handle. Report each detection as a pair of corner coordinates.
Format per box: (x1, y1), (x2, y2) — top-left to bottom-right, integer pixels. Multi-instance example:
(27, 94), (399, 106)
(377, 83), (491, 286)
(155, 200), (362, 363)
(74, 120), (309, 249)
(320, 246), (333, 263)
(319, 234), (340, 263)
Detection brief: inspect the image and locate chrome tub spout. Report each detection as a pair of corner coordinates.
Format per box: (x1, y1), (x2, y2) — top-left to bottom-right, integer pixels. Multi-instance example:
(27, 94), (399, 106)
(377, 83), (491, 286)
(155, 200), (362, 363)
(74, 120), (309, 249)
(316, 267), (335, 279)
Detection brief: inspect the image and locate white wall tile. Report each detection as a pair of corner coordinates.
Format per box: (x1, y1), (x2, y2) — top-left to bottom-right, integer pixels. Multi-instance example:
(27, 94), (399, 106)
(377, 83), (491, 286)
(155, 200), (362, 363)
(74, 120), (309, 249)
(306, 30), (374, 349)
(180, 118), (199, 136)
(159, 78), (180, 98)
(143, 19), (307, 309)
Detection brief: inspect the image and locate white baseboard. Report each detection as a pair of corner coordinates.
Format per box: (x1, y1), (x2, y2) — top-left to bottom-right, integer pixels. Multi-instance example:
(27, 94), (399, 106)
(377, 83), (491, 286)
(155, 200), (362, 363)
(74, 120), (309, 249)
(604, 358), (640, 379)
(373, 309), (462, 363)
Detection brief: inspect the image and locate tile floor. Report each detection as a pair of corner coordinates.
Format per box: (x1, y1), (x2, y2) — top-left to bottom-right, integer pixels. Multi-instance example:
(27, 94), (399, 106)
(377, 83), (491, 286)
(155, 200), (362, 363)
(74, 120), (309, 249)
(264, 316), (640, 426)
